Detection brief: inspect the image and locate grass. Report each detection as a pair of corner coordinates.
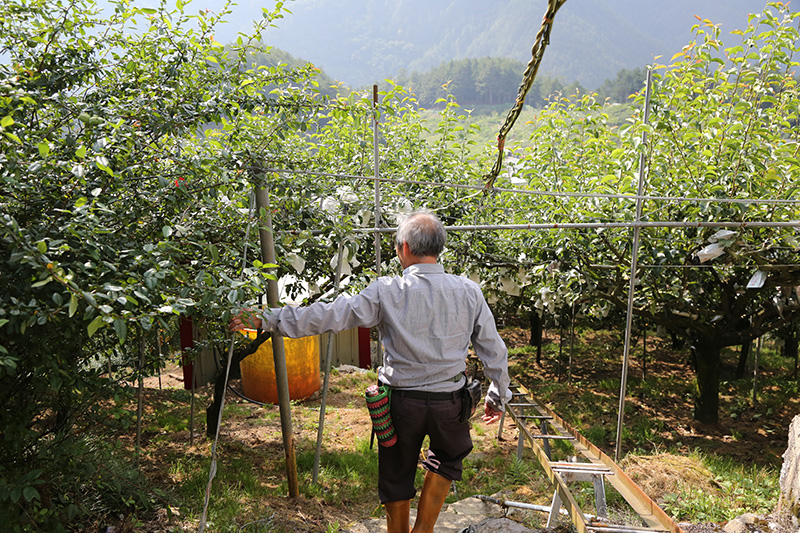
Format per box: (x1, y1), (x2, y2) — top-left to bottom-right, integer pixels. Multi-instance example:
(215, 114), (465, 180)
(93, 327), (796, 531)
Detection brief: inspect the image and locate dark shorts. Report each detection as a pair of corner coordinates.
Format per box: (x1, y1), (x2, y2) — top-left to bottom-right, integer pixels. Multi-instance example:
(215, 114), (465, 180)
(377, 389), (473, 503)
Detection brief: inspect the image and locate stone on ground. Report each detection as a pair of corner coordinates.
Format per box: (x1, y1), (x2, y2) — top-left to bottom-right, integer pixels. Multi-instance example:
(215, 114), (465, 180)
(344, 494), (538, 532)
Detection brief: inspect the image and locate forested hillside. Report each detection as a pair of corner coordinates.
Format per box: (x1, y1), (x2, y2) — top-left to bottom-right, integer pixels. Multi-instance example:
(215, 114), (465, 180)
(244, 0), (767, 88)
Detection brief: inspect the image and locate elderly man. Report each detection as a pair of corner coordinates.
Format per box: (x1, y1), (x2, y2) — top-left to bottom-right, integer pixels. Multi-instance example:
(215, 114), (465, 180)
(231, 211), (511, 533)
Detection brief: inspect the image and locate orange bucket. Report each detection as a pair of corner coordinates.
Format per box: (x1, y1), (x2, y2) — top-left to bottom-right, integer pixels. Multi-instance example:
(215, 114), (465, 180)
(239, 331), (320, 404)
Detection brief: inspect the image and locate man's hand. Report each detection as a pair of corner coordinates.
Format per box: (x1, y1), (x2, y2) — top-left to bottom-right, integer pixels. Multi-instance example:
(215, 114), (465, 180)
(229, 308), (262, 332)
(481, 403), (503, 424)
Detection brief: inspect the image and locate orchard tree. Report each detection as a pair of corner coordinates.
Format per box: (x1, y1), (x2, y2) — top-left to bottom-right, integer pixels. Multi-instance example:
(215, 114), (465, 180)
(512, 3), (800, 424)
(0, 0), (333, 526)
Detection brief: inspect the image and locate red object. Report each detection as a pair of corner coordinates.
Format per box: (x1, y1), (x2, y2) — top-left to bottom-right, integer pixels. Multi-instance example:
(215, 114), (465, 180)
(358, 327), (371, 369)
(179, 315), (194, 390)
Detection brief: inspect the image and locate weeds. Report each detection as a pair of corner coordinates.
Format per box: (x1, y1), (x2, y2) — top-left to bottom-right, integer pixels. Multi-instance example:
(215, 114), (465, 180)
(53, 327), (793, 530)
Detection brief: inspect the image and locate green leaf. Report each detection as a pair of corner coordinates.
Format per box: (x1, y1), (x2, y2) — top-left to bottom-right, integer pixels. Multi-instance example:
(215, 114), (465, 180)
(75, 146), (87, 159)
(37, 241), (47, 253)
(4, 131), (22, 144)
(37, 141), (50, 157)
(0, 319), (8, 328)
(113, 318), (127, 344)
(69, 294), (78, 317)
(1, 115), (13, 128)
(162, 226), (173, 238)
(87, 316), (105, 337)
(31, 277), (52, 288)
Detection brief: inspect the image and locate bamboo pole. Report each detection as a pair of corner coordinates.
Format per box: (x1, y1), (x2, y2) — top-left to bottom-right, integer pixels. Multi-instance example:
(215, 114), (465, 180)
(254, 183), (299, 498)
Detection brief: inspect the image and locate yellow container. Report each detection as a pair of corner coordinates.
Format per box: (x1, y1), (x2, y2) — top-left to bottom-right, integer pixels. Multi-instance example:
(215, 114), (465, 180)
(239, 332), (321, 404)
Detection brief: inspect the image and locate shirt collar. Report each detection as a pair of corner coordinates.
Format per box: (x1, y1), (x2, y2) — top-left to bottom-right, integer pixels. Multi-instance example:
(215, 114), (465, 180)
(403, 263), (444, 276)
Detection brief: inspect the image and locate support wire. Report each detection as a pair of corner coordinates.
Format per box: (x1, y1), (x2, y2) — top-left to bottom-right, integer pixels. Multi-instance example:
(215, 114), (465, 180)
(254, 166), (800, 206)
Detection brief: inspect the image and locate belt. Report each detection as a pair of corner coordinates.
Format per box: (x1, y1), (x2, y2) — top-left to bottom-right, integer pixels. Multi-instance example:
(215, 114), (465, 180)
(392, 388), (462, 401)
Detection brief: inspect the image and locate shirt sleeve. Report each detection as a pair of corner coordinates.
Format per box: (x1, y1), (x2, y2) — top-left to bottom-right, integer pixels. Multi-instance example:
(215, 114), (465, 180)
(260, 282), (382, 338)
(470, 291), (512, 411)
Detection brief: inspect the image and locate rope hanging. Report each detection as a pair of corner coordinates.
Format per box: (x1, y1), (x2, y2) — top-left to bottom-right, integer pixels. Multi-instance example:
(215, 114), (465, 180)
(484, 0), (568, 190)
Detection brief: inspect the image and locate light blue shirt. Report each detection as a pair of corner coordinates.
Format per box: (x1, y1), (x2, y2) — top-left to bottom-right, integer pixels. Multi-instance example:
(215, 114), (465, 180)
(260, 263), (512, 410)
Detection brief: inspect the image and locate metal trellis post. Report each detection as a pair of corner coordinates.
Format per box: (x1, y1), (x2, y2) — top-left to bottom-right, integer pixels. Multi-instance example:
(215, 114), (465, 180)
(373, 84), (383, 368)
(313, 240), (345, 484)
(615, 70), (653, 462)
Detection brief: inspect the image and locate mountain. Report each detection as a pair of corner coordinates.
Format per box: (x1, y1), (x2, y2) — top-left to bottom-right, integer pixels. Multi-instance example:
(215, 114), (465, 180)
(197, 0), (772, 89)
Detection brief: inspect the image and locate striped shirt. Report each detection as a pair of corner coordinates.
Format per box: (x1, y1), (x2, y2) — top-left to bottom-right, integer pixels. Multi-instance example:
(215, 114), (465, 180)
(260, 263), (511, 410)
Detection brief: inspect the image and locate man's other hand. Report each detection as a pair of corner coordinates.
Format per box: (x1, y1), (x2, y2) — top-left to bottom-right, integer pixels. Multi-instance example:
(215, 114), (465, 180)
(481, 403), (502, 424)
(229, 308), (261, 332)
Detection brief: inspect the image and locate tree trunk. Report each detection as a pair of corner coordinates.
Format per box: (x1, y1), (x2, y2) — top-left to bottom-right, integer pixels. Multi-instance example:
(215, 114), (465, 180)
(735, 340), (751, 380)
(692, 335), (721, 424)
(530, 311), (543, 367)
(784, 325), (798, 380)
(642, 324), (647, 380)
(206, 331), (271, 437)
(557, 317), (565, 382)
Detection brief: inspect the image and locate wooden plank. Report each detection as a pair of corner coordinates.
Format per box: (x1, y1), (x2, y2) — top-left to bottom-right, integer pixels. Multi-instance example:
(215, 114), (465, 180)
(511, 381), (684, 533)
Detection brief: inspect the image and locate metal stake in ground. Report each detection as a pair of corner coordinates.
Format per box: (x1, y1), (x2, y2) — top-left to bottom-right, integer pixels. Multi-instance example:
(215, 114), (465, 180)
(313, 240), (345, 484)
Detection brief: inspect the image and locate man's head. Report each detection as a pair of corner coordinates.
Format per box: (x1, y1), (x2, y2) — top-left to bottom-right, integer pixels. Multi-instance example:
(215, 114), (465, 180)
(395, 211), (446, 263)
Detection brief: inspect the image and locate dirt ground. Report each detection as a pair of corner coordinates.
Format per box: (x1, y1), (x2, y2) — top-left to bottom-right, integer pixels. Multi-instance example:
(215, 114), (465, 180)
(128, 327), (797, 532)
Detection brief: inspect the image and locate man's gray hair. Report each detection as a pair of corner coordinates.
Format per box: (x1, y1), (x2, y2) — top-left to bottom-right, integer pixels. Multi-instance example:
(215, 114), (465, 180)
(395, 211), (446, 258)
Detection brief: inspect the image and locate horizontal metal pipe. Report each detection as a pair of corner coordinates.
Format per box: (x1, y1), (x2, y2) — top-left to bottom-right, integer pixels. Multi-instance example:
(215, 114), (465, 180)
(283, 220), (800, 236)
(476, 495), (596, 520)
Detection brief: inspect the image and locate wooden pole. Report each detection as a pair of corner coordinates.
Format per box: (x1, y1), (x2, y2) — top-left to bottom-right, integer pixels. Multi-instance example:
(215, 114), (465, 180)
(254, 183), (299, 498)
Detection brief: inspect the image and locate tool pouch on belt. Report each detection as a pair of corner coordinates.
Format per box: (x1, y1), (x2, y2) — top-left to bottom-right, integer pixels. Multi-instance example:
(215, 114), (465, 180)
(365, 384), (397, 447)
(460, 378), (482, 422)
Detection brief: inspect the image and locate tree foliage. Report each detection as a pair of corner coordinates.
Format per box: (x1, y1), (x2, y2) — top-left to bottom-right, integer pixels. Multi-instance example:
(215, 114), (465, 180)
(395, 57), (584, 108)
(500, 3), (800, 423)
(0, 0), (328, 526)
(1, 0), (798, 528)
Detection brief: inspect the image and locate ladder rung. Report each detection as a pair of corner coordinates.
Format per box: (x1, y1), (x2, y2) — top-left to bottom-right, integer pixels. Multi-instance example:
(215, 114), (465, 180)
(551, 466), (613, 476)
(529, 434), (573, 440)
(507, 402), (544, 407)
(550, 461), (611, 472)
(516, 414), (553, 420)
(588, 525), (667, 533)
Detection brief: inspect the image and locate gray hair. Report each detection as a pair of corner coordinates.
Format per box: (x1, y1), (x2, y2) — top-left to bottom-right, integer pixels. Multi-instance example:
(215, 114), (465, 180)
(395, 212), (446, 258)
